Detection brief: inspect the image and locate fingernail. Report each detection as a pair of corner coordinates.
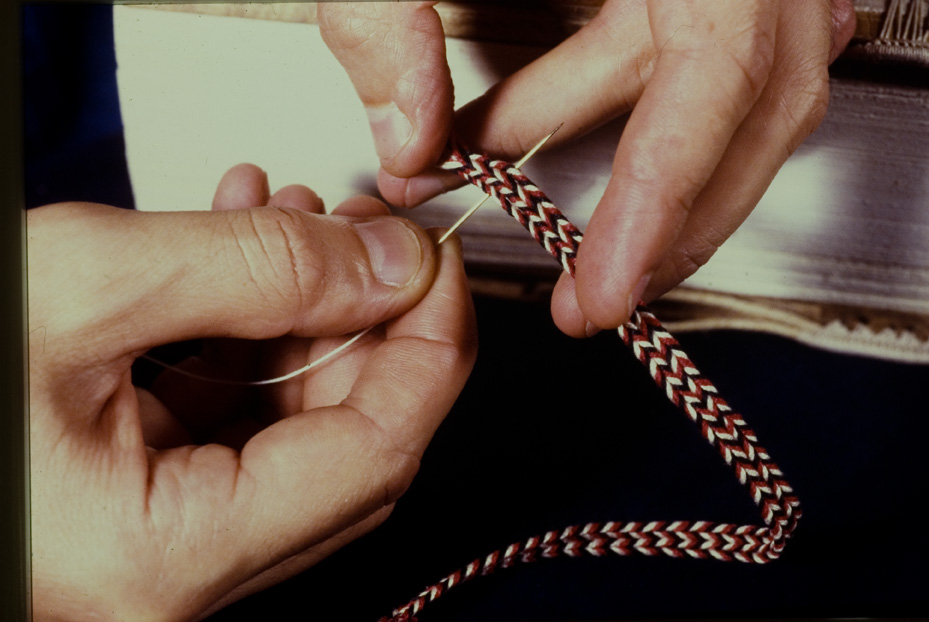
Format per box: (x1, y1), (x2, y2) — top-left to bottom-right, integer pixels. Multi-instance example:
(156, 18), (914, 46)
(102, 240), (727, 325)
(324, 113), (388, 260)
(366, 102), (413, 161)
(584, 321), (601, 338)
(628, 273), (652, 317)
(355, 219), (423, 287)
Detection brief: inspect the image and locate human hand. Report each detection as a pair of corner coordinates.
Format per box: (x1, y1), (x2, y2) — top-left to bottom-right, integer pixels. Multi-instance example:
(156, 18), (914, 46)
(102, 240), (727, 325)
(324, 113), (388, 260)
(319, 0), (856, 335)
(27, 163), (477, 621)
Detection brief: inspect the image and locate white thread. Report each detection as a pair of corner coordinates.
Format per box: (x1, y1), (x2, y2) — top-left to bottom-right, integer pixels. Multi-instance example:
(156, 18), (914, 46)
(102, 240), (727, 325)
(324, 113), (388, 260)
(144, 127), (561, 387)
(437, 124), (562, 245)
(141, 326), (372, 386)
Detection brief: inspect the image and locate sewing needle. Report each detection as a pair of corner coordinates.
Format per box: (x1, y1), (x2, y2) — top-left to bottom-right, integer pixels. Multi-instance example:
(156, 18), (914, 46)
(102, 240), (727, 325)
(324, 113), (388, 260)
(147, 125), (565, 387)
(437, 123), (563, 245)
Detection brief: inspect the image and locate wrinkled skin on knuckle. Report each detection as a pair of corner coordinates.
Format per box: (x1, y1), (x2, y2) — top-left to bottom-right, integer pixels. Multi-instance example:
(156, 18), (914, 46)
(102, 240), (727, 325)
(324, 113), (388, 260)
(578, 0), (653, 107)
(654, 0), (777, 102)
(801, 74), (830, 131)
(722, 4), (778, 100)
(777, 55), (831, 153)
(778, 77), (830, 156)
(379, 442), (423, 508)
(319, 2), (440, 104)
(317, 3), (387, 52)
(341, 403), (423, 510)
(318, 4), (400, 95)
(770, 1), (838, 150)
(615, 147), (703, 218)
(645, 235), (718, 300)
(222, 208), (324, 328)
(266, 208), (332, 310)
(668, 231), (723, 287)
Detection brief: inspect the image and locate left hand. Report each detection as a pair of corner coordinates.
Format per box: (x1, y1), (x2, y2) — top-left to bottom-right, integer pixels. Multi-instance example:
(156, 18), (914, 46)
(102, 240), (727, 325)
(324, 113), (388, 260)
(28, 163), (477, 621)
(319, 0), (856, 335)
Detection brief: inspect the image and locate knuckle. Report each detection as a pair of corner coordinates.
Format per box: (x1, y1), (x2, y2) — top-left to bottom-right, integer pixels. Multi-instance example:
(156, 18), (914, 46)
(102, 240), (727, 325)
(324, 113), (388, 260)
(345, 404), (423, 507)
(771, 64), (830, 155)
(380, 442), (423, 507)
(804, 80), (831, 128)
(319, 2), (443, 109)
(317, 3), (388, 52)
(669, 231), (724, 284)
(319, 2), (434, 56)
(788, 75), (830, 147)
(722, 17), (777, 101)
(666, 4), (777, 102)
(225, 208), (320, 321)
(623, 153), (702, 217)
(631, 51), (657, 97)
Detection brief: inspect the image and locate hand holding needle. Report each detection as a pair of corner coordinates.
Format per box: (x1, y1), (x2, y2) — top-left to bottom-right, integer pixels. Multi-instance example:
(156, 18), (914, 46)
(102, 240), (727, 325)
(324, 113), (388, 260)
(144, 126), (562, 386)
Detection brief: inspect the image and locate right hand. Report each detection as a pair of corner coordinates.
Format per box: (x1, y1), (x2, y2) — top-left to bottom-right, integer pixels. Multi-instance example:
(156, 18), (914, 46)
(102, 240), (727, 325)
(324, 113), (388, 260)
(318, 1), (855, 336)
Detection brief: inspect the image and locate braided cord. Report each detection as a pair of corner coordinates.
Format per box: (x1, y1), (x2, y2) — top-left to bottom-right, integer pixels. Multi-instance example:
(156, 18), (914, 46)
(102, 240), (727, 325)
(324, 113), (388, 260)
(379, 147), (800, 622)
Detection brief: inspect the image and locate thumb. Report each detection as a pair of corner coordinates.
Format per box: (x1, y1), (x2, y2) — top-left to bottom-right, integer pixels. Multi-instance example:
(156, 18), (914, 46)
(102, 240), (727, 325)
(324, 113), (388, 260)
(318, 1), (453, 177)
(27, 203), (436, 366)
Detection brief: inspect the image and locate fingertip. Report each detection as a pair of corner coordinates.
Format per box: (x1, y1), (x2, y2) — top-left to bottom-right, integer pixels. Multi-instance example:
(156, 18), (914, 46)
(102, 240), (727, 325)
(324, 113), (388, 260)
(269, 184), (325, 214)
(370, 4), (454, 178)
(376, 168), (410, 207)
(213, 163), (269, 211)
(550, 274), (592, 338)
(575, 264), (655, 329)
(427, 227), (449, 244)
(427, 227), (462, 255)
(223, 162), (266, 182)
(406, 171), (462, 206)
(574, 171), (682, 328)
(377, 167), (461, 208)
(332, 195), (390, 218)
(573, 251), (642, 330)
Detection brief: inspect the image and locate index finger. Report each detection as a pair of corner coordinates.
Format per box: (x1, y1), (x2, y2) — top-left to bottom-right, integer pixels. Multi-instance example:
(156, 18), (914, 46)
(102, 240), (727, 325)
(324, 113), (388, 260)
(575, 1), (778, 327)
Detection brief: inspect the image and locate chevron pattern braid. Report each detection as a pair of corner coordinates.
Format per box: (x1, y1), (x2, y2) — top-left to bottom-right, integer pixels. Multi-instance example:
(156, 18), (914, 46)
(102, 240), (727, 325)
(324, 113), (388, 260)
(379, 145), (801, 622)
(441, 146), (584, 276)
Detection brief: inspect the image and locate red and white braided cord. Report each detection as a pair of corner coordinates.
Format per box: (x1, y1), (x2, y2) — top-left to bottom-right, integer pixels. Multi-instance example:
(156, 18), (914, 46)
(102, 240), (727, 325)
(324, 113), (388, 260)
(379, 147), (801, 622)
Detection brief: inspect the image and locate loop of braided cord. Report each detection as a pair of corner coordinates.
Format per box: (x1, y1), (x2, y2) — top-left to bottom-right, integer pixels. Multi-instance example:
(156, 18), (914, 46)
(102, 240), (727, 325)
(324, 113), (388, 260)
(379, 145), (801, 622)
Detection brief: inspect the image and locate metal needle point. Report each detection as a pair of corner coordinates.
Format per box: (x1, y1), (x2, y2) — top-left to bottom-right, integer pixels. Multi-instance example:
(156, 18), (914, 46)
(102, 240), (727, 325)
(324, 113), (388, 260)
(437, 124), (564, 245)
